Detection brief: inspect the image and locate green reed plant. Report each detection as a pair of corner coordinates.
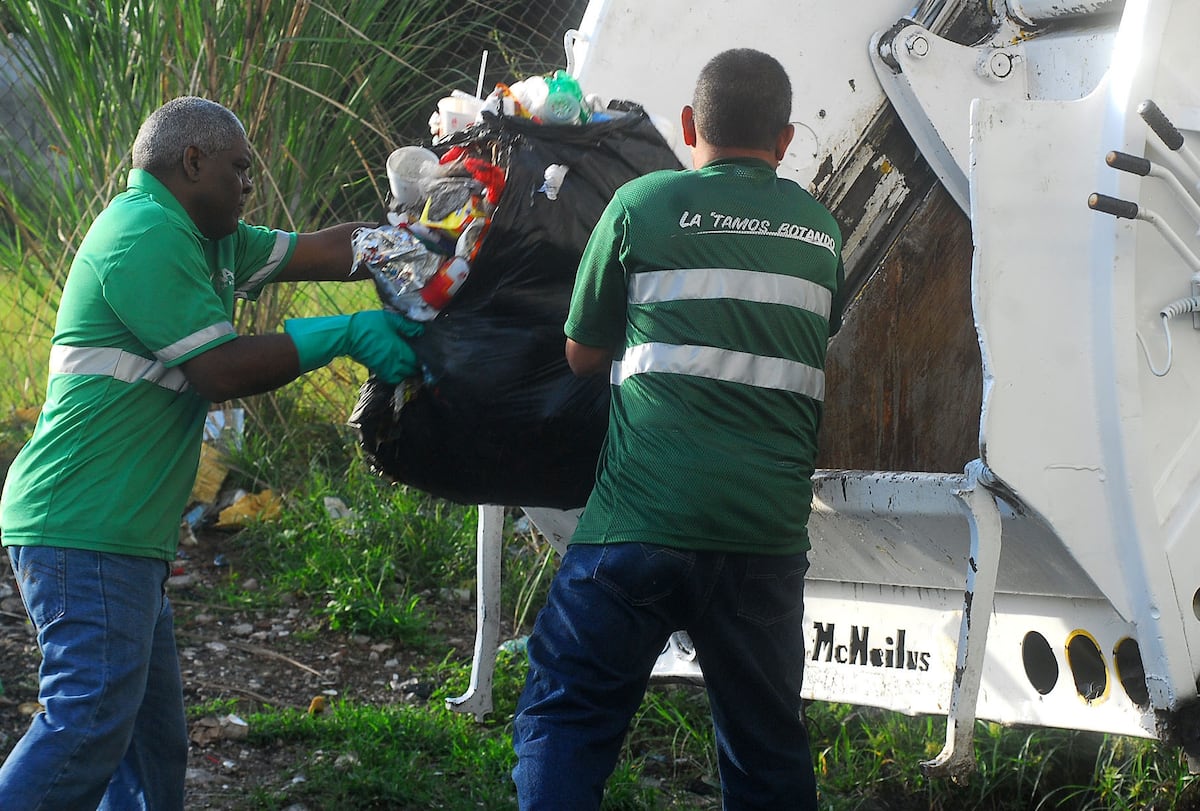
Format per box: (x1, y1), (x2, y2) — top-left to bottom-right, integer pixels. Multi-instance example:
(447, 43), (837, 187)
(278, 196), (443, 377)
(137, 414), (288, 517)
(807, 701), (1200, 810)
(0, 0), (579, 417)
(505, 519), (560, 632)
(630, 685), (718, 788)
(1033, 731), (1200, 810)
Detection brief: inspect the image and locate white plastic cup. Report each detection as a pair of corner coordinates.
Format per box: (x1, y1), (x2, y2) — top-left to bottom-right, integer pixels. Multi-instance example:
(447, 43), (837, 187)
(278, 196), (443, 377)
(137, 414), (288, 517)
(386, 146), (438, 207)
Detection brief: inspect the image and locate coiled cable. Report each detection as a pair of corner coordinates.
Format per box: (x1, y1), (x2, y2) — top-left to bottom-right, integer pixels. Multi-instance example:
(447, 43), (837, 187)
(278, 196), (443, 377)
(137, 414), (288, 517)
(1137, 296), (1200, 376)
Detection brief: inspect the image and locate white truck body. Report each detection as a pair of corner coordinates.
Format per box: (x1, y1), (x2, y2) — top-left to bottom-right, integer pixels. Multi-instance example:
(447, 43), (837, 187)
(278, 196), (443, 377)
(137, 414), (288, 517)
(448, 0), (1200, 778)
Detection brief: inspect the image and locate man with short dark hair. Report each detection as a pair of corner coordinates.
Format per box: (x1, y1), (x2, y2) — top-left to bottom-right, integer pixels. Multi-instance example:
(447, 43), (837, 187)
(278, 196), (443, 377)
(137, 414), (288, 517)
(0, 95), (419, 810)
(511, 49), (844, 810)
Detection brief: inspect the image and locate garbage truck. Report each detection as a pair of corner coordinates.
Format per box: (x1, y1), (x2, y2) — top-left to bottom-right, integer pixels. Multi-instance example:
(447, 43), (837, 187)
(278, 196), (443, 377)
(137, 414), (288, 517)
(394, 0), (1200, 780)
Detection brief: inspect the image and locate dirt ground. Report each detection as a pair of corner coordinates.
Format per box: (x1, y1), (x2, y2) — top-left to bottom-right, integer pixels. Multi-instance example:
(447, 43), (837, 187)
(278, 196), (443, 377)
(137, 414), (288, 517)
(0, 530), (492, 810)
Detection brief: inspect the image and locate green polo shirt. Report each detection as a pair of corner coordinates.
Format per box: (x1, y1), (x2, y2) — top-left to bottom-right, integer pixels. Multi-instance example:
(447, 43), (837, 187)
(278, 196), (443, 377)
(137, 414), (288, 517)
(566, 158), (844, 555)
(1, 168), (296, 560)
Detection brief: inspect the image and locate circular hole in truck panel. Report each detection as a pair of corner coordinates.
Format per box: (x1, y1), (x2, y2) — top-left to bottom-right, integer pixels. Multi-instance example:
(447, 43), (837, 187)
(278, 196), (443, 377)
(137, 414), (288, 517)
(1113, 637), (1150, 708)
(1021, 631), (1058, 695)
(1066, 631), (1108, 702)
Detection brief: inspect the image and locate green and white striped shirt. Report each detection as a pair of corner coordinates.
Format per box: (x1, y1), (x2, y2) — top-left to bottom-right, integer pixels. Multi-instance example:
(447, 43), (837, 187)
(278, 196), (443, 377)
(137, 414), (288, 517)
(566, 157), (843, 555)
(1, 169), (295, 560)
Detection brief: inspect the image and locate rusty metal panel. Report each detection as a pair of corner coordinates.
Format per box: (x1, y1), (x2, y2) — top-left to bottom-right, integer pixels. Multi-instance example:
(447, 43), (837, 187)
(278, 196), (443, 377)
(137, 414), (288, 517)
(819, 185), (980, 473)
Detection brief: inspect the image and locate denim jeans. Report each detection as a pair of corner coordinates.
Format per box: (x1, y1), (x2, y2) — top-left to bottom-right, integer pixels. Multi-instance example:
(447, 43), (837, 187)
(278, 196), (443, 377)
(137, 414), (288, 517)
(512, 542), (815, 811)
(0, 546), (187, 811)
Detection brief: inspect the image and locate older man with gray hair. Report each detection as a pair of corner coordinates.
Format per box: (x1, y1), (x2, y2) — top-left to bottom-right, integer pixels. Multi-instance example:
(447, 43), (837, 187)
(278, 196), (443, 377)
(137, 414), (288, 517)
(0, 96), (418, 810)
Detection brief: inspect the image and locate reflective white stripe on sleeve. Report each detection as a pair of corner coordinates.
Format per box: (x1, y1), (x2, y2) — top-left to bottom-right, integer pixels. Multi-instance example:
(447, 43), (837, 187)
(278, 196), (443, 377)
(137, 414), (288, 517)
(49, 345), (192, 393)
(157, 321), (235, 365)
(237, 230), (293, 295)
(629, 268), (832, 319)
(611, 342), (825, 401)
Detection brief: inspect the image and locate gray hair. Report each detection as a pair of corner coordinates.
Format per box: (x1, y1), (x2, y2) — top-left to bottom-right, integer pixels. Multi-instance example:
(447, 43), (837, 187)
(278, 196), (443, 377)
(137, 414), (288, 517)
(131, 96), (246, 175)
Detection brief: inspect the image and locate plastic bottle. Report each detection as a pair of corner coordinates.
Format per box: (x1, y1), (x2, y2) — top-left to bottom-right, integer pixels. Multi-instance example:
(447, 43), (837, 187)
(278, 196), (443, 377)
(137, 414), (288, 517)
(542, 70), (586, 125)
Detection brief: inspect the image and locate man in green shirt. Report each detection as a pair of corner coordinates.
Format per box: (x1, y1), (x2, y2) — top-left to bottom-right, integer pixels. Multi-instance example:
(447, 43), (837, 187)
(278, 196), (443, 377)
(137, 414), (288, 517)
(513, 50), (844, 810)
(0, 96), (419, 810)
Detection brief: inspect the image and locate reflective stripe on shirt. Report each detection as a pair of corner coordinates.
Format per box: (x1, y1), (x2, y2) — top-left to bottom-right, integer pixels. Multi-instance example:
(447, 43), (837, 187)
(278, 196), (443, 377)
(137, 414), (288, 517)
(49, 344), (193, 393)
(629, 267), (832, 319)
(157, 322), (236, 365)
(611, 342), (825, 401)
(237, 230), (292, 296)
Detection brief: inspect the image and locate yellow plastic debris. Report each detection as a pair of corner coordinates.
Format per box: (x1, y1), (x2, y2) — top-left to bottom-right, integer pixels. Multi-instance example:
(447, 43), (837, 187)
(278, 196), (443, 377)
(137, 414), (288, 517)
(418, 195), (487, 238)
(214, 489), (281, 529)
(190, 442), (229, 505)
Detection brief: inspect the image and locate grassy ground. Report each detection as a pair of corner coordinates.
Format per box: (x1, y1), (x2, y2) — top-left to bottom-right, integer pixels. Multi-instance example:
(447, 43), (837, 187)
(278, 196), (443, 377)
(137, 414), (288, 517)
(168, 414), (1200, 810)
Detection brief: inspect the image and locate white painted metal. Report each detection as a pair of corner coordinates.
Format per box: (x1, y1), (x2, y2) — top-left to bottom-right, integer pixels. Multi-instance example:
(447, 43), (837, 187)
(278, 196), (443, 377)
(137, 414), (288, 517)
(925, 468), (1003, 779)
(973, 0), (1200, 716)
(783, 468), (1151, 741)
(569, 0), (916, 186)
(457, 470), (1154, 741)
(445, 503), (504, 720)
(1008, 0), (1122, 24)
(870, 10), (1118, 212)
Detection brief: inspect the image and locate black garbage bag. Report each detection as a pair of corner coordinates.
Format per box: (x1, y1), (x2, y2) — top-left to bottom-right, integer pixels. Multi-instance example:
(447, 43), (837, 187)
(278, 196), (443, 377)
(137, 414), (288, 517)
(349, 108), (683, 508)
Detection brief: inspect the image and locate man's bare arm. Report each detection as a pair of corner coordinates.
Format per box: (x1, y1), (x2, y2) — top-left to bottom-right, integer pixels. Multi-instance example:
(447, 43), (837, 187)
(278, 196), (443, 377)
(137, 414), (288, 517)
(565, 339), (614, 377)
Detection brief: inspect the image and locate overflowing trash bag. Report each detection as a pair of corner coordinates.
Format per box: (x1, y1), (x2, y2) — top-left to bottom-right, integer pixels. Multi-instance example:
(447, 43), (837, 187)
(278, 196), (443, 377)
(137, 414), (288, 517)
(349, 105), (683, 508)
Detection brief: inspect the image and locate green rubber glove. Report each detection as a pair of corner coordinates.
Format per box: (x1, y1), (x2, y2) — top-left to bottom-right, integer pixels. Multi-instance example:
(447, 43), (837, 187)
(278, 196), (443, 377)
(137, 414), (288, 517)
(284, 311), (424, 384)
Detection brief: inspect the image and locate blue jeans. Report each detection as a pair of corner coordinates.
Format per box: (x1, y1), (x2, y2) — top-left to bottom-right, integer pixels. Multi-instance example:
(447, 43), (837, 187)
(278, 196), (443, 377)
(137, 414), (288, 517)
(512, 542), (815, 811)
(0, 546), (187, 811)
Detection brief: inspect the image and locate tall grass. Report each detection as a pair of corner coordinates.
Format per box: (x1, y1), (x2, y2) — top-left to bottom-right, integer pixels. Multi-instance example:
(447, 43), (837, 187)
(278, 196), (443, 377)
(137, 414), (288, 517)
(0, 0), (583, 415)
